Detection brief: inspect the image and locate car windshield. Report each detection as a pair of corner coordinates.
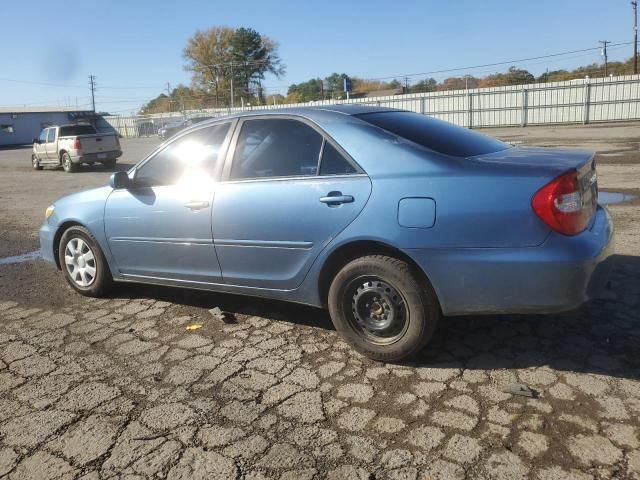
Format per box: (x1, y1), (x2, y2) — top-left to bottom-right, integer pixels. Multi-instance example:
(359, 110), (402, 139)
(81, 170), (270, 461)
(59, 125), (97, 136)
(356, 111), (509, 157)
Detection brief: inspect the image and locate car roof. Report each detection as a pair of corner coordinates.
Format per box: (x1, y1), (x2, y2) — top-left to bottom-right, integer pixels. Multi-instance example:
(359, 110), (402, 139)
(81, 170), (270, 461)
(195, 104), (402, 127)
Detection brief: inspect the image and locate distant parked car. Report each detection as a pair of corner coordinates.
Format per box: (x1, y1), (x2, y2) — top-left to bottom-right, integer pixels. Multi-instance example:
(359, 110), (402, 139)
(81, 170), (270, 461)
(158, 117), (213, 139)
(32, 124), (122, 172)
(39, 106), (613, 361)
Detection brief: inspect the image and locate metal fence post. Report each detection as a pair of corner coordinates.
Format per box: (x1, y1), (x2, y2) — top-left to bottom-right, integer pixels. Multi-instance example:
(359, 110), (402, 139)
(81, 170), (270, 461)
(583, 77), (591, 124)
(420, 96), (426, 114)
(467, 92), (473, 128)
(521, 88), (528, 127)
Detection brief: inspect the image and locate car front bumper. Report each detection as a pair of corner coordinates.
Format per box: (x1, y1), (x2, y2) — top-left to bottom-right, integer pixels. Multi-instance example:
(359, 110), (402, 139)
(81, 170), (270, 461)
(406, 205), (614, 316)
(39, 221), (57, 266)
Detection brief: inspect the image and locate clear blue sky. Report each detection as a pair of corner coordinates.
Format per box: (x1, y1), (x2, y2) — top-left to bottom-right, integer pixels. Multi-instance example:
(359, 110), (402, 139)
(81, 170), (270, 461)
(1, 0), (636, 114)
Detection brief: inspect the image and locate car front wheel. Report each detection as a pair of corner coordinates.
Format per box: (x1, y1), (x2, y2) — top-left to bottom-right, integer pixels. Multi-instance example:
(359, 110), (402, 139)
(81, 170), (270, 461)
(328, 255), (440, 362)
(32, 154), (43, 170)
(58, 226), (113, 297)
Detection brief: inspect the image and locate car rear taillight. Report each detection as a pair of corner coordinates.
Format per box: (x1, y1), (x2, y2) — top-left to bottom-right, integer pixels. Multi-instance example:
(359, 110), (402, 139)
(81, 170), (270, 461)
(73, 137), (82, 150)
(532, 170), (591, 236)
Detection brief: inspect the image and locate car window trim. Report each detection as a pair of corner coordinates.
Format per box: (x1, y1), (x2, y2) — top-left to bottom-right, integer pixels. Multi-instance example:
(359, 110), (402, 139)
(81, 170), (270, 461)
(130, 119), (237, 188)
(220, 114), (364, 183)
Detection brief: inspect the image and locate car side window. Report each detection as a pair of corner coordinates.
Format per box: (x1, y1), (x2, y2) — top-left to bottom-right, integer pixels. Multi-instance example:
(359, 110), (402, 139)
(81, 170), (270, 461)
(47, 129), (56, 143)
(230, 119), (323, 180)
(135, 123), (230, 187)
(39, 130), (48, 143)
(320, 142), (357, 175)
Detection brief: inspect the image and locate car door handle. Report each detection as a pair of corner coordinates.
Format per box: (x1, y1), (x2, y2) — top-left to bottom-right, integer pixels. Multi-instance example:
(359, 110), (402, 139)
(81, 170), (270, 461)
(184, 201), (210, 210)
(319, 193), (354, 205)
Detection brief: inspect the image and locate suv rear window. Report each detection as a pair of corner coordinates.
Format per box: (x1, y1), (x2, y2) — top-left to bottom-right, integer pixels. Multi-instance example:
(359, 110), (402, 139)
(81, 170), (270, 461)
(59, 125), (97, 136)
(356, 111), (509, 157)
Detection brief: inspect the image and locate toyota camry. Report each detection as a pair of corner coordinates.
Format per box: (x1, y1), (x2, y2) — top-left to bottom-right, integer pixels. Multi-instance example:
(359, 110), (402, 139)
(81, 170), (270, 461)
(39, 105), (614, 361)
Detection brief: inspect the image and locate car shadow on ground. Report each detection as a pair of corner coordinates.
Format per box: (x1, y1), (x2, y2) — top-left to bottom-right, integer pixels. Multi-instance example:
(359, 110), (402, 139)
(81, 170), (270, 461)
(112, 254), (640, 380)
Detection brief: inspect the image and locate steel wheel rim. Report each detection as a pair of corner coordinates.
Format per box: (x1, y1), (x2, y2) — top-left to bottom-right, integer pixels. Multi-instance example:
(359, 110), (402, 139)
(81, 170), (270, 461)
(346, 276), (409, 345)
(64, 238), (97, 287)
(32, 156), (38, 168)
(63, 156), (71, 169)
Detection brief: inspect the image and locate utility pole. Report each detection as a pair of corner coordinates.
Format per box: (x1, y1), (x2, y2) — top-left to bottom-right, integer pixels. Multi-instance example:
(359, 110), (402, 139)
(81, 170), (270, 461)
(166, 82), (171, 112)
(404, 76), (409, 93)
(599, 40), (610, 76)
(230, 64), (235, 108)
(88, 75), (96, 112)
(633, 1), (638, 74)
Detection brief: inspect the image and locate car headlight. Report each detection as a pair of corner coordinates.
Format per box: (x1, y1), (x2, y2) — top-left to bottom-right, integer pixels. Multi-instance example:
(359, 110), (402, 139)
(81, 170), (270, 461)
(45, 205), (55, 220)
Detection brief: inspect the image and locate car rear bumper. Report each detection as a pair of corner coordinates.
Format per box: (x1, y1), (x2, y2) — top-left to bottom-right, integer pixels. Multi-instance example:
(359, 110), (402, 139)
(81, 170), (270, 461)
(71, 150), (122, 163)
(406, 205), (614, 316)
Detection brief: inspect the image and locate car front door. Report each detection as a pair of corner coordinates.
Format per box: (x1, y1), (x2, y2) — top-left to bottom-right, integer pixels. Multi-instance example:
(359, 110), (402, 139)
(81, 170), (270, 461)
(213, 117), (372, 289)
(104, 122), (233, 283)
(44, 128), (57, 160)
(35, 129), (48, 160)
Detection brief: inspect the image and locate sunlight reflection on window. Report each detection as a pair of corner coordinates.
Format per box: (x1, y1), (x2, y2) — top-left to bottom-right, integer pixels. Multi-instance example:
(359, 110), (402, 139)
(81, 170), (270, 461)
(172, 140), (219, 197)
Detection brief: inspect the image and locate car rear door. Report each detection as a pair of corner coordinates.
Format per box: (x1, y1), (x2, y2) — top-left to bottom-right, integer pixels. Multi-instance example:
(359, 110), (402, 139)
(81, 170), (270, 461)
(104, 122), (233, 283)
(213, 117), (371, 290)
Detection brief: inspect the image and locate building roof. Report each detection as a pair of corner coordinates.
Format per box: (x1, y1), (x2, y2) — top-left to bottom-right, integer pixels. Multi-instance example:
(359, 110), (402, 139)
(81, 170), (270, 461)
(0, 106), (92, 114)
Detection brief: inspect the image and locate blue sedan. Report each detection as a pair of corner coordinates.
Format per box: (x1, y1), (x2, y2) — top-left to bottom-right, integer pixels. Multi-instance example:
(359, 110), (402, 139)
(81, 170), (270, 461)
(39, 106), (614, 361)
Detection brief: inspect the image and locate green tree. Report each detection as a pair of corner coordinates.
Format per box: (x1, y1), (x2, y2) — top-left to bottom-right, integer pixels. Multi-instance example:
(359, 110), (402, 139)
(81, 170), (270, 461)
(183, 26), (285, 107)
(480, 67), (535, 87)
(409, 78), (437, 93)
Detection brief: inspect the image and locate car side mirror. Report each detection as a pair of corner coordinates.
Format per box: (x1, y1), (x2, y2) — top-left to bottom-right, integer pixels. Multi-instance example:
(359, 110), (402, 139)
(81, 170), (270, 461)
(109, 171), (130, 189)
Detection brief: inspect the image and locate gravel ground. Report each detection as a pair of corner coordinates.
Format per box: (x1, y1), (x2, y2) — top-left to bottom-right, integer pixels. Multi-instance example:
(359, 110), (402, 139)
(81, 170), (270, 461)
(0, 124), (639, 479)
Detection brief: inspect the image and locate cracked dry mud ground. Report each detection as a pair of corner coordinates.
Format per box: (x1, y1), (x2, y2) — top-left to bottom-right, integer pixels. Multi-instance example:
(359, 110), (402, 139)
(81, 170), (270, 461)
(0, 255), (638, 480)
(1, 129), (640, 479)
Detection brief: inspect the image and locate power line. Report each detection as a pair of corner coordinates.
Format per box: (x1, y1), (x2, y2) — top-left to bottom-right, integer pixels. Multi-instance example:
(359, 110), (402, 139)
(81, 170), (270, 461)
(365, 41), (634, 81)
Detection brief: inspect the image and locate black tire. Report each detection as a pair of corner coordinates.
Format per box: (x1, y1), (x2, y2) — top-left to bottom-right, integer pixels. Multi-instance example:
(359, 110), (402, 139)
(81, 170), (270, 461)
(58, 226), (113, 297)
(61, 152), (77, 173)
(32, 154), (43, 170)
(102, 158), (117, 168)
(328, 255), (440, 362)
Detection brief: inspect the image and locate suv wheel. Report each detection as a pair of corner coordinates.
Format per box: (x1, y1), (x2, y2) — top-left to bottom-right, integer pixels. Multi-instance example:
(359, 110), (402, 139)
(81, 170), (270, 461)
(61, 152), (77, 173)
(103, 158), (117, 168)
(328, 255), (440, 362)
(58, 226), (113, 297)
(32, 154), (43, 170)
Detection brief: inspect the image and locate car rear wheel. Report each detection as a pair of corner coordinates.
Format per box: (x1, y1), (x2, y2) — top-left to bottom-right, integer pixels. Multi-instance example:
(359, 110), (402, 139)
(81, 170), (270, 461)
(61, 152), (77, 173)
(32, 154), (43, 170)
(58, 226), (113, 297)
(328, 255), (440, 362)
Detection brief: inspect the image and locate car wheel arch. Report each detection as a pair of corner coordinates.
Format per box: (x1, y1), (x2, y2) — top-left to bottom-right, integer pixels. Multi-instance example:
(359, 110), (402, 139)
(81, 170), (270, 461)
(317, 239), (440, 310)
(52, 221), (86, 269)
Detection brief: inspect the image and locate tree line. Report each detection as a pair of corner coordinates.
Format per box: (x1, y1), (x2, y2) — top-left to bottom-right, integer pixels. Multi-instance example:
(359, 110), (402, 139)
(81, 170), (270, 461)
(139, 25), (638, 114)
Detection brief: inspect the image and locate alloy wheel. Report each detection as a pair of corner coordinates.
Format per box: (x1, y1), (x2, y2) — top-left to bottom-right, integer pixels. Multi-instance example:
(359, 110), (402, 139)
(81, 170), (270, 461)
(64, 237), (97, 287)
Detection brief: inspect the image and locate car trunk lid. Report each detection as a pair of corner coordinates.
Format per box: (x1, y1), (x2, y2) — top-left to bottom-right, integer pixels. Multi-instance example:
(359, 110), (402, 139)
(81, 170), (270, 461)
(472, 146), (598, 234)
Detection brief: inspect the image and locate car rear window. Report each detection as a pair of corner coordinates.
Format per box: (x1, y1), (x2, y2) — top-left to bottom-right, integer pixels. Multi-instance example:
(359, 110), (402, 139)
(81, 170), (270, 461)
(59, 125), (97, 136)
(356, 111), (509, 157)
